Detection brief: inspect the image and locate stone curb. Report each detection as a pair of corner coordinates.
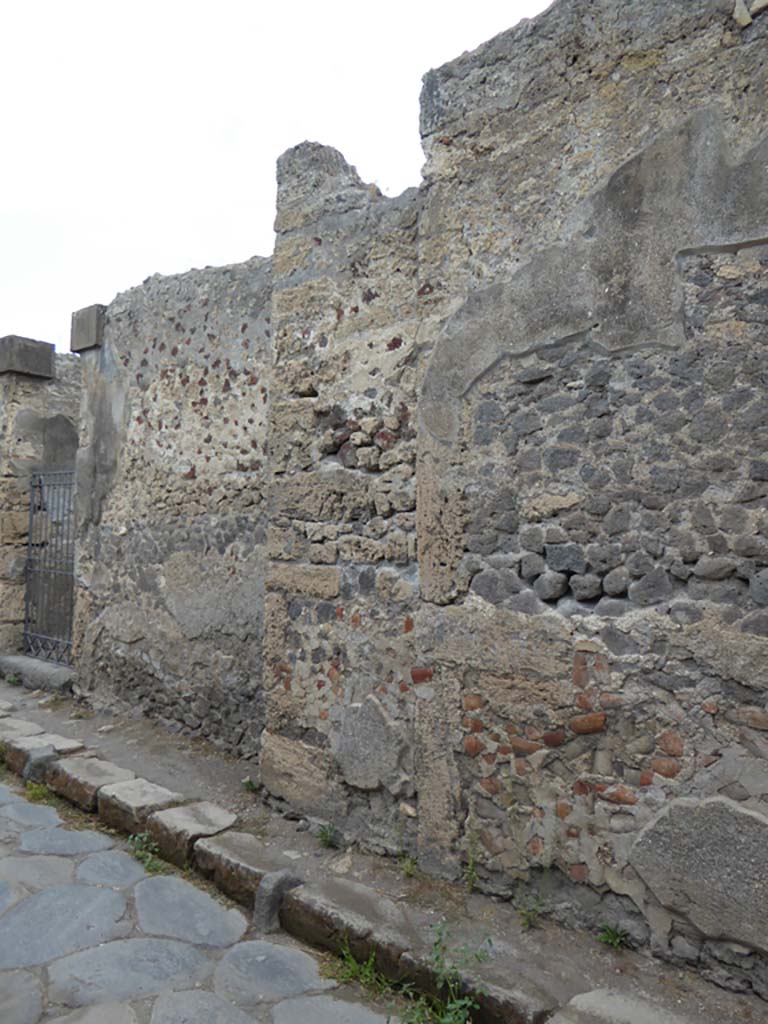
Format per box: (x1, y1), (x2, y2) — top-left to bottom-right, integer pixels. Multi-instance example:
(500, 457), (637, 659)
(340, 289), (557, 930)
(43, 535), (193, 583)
(0, 709), (555, 1024)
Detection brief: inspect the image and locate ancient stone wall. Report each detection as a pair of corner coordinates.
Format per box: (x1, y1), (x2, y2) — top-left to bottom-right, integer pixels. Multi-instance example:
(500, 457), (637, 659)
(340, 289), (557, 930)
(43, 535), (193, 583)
(73, 0), (768, 994)
(0, 338), (81, 651)
(73, 260), (272, 754)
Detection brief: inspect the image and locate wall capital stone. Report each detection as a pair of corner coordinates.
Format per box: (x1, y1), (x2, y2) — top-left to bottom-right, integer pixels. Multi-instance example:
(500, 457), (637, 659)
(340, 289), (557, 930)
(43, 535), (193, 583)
(70, 304), (106, 353)
(0, 336), (54, 378)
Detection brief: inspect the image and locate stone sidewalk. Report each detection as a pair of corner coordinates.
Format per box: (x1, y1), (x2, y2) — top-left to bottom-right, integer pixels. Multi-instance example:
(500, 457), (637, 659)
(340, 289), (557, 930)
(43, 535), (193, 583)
(0, 780), (398, 1023)
(1, 677), (766, 1024)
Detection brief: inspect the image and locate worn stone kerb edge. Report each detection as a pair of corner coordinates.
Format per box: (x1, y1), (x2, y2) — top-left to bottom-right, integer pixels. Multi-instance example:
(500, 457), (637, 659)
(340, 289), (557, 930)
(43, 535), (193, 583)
(0, 709), (541, 1024)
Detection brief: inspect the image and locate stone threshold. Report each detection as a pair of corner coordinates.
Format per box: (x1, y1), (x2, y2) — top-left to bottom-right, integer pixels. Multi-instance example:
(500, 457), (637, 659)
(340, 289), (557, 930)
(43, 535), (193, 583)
(0, 693), (756, 1024)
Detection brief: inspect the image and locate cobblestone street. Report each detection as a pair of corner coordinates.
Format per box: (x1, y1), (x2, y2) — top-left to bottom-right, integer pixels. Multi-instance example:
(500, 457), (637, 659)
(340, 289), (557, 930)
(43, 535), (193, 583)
(0, 781), (396, 1024)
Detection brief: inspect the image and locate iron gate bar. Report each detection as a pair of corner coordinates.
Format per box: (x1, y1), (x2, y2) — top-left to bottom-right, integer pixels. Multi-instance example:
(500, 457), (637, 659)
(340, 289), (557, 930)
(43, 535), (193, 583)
(23, 469), (76, 665)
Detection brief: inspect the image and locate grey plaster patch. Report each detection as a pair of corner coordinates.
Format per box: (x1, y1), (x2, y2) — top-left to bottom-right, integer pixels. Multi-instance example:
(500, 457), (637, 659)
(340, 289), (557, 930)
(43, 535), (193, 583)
(630, 797), (768, 954)
(0, 802), (61, 829)
(19, 827), (114, 856)
(150, 990), (255, 1024)
(0, 968), (43, 1024)
(0, 855), (74, 889)
(272, 995), (397, 1024)
(0, 884), (127, 968)
(48, 1005), (138, 1024)
(134, 876), (247, 947)
(48, 938), (213, 1006)
(76, 850), (147, 888)
(214, 940), (335, 1007)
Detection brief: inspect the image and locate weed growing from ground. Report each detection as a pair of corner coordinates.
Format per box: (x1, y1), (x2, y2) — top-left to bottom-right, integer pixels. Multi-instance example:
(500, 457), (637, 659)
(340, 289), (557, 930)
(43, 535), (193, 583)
(4, 674), (21, 687)
(317, 822), (342, 849)
(399, 852), (419, 879)
(127, 832), (167, 873)
(518, 898), (542, 931)
(326, 922), (492, 1024)
(25, 782), (53, 803)
(241, 776), (258, 793)
(598, 924), (630, 949)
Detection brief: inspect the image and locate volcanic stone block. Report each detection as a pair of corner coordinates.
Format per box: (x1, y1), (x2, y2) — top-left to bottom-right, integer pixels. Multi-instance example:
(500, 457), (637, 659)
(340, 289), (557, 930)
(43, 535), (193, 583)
(3, 733), (84, 775)
(630, 797), (768, 953)
(0, 719), (44, 742)
(45, 756), (136, 812)
(194, 830), (296, 905)
(146, 801), (236, 867)
(98, 778), (185, 835)
(70, 304), (106, 353)
(0, 335), (54, 378)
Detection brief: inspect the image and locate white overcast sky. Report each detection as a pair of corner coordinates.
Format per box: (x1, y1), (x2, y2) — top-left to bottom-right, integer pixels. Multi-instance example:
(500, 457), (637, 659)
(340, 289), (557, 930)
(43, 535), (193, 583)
(1, 1), (549, 350)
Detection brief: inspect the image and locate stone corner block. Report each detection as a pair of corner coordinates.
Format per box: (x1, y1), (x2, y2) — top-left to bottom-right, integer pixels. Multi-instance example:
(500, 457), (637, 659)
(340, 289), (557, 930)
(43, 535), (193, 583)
(147, 801), (236, 867)
(45, 755), (136, 812)
(193, 830), (296, 906)
(629, 795), (768, 955)
(3, 732), (84, 775)
(0, 335), (54, 378)
(98, 777), (186, 835)
(70, 303), (106, 353)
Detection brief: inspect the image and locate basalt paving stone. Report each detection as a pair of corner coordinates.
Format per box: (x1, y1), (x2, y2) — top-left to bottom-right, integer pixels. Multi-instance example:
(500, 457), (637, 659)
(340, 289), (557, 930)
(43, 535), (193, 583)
(214, 940), (336, 1008)
(135, 875), (248, 947)
(46, 757), (136, 812)
(0, 884), (127, 969)
(0, 801), (61, 829)
(98, 777), (185, 834)
(0, 879), (27, 914)
(0, 968), (43, 1024)
(19, 826), (114, 856)
(0, 783), (20, 805)
(147, 801), (236, 867)
(48, 938), (213, 1006)
(0, 854), (74, 889)
(272, 995), (399, 1024)
(76, 850), (147, 888)
(150, 989), (257, 1024)
(48, 1003), (139, 1024)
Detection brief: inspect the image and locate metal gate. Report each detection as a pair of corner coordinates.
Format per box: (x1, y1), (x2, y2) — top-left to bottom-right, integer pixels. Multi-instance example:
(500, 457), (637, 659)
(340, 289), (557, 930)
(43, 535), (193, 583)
(23, 470), (76, 665)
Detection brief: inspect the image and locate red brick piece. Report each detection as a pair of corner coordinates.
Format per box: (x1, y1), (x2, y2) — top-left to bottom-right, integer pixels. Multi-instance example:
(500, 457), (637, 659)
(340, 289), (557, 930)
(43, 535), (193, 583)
(600, 785), (637, 805)
(509, 737), (543, 756)
(572, 779), (591, 796)
(480, 776), (501, 795)
(651, 757), (681, 778)
(569, 712), (607, 734)
(572, 652), (589, 687)
(542, 729), (567, 748)
(410, 666), (434, 684)
(658, 729), (684, 757)
(569, 863), (589, 883)
(464, 736), (485, 757)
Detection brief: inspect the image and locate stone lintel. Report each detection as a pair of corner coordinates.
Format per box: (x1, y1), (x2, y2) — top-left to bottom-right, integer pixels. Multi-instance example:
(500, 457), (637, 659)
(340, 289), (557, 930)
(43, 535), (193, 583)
(70, 304), (106, 353)
(0, 336), (54, 378)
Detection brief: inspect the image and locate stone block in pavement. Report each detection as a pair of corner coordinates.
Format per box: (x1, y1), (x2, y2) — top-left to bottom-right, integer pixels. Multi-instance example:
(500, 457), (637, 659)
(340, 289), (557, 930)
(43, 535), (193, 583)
(147, 801), (236, 867)
(194, 830), (297, 905)
(272, 995), (396, 1024)
(0, 968), (43, 1024)
(547, 989), (691, 1024)
(281, 877), (419, 978)
(135, 875), (247, 947)
(46, 756), (135, 812)
(49, 1003), (138, 1024)
(0, 719), (45, 742)
(98, 778), (184, 834)
(4, 732), (84, 775)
